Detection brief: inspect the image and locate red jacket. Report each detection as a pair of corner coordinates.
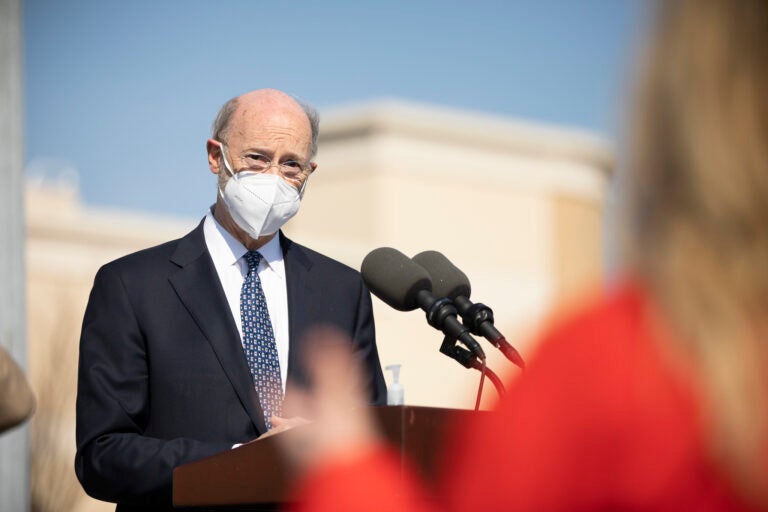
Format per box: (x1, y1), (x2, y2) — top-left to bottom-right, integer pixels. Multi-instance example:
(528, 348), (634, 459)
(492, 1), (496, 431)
(292, 281), (751, 511)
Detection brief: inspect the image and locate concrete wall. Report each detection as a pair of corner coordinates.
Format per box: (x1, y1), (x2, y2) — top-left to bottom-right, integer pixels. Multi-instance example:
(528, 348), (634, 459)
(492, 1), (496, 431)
(0, 0), (31, 510)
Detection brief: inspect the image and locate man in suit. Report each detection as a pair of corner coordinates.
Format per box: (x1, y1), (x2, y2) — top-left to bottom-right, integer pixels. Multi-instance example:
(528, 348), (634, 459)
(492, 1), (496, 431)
(75, 89), (387, 510)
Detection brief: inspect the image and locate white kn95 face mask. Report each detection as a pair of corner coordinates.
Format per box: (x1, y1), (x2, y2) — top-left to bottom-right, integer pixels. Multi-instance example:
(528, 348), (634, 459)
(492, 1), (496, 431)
(217, 145), (305, 239)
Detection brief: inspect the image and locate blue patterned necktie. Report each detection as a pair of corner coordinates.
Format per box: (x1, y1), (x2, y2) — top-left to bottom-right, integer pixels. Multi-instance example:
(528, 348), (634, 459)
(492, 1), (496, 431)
(240, 250), (283, 430)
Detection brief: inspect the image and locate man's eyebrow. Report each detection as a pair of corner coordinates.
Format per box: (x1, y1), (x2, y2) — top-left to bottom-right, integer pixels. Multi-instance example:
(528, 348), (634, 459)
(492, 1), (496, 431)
(242, 146), (272, 156)
(242, 146), (305, 161)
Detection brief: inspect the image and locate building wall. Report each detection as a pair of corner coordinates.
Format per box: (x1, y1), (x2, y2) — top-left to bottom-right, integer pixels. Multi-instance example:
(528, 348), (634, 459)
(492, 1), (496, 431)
(286, 101), (612, 408)
(26, 184), (194, 512)
(0, 0), (30, 509)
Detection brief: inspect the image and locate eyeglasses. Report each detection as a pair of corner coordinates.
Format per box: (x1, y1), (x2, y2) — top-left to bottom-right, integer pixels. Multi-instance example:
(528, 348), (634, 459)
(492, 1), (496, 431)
(218, 142), (311, 184)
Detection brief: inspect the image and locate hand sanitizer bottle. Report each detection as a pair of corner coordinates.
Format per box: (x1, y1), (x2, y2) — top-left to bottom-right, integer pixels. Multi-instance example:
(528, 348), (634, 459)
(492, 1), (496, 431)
(385, 364), (404, 406)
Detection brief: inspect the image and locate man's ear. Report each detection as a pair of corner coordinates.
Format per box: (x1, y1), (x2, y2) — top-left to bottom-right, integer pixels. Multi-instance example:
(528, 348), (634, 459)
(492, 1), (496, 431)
(309, 162), (318, 174)
(207, 139), (222, 175)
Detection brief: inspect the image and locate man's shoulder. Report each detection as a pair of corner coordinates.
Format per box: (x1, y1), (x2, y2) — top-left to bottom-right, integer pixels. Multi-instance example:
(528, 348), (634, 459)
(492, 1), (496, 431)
(99, 222), (203, 277)
(103, 239), (177, 271)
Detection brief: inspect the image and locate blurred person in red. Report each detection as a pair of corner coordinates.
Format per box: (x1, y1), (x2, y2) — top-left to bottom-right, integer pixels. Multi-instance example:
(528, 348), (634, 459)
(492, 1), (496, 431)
(274, 0), (768, 510)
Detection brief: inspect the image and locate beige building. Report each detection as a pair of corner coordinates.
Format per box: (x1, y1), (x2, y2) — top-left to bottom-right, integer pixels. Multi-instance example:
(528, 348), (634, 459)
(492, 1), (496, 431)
(290, 100), (612, 407)
(25, 100), (612, 511)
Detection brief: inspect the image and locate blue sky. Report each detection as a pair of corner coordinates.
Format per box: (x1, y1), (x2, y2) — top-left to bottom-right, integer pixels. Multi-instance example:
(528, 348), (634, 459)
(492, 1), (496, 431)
(24, 0), (644, 218)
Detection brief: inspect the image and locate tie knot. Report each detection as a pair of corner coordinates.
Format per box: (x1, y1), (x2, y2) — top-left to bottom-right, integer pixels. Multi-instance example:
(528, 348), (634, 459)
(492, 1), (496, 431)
(244, 251), (262, 272)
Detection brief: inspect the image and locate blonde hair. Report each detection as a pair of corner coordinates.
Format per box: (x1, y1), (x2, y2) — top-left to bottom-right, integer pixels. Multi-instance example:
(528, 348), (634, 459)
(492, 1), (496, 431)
(627, 0), (768, 504)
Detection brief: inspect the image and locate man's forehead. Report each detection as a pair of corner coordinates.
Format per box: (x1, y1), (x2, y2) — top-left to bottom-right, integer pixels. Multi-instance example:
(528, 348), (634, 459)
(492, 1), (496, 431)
(229, 90), (309, 132)
(237, 90), (304, 116)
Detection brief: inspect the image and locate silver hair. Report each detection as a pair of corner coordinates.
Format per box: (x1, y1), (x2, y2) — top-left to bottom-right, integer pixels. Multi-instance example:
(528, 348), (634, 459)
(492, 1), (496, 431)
(210, 93), (320, 158)
(293, 95), (320, 159)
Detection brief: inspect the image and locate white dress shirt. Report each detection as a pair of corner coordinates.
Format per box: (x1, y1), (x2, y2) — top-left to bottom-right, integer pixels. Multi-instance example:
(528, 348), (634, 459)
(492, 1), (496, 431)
(203, 211), (289, 391)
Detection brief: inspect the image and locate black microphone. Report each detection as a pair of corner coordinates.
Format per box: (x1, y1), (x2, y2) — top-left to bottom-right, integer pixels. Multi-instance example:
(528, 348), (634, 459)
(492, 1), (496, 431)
(361, 247), (485, 361)
(412, 250), (525, 369)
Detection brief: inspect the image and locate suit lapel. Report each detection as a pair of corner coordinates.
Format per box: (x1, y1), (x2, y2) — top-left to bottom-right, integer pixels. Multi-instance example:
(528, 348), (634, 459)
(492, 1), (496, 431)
(281, 233), (314, 394)
(168, 220), (267, 433)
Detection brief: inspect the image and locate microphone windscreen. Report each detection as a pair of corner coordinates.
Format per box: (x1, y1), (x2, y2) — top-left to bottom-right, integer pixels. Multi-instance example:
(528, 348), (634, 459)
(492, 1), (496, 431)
(361, 247), (432, 311)
(412, 251), (471, 299)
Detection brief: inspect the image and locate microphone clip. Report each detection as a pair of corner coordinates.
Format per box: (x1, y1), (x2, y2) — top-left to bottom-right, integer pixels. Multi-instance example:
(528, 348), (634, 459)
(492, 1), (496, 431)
(416, 293), (485, 361)
(439, 335), (476, 370)
(423, 296), (458, 332)
(439, 335), (506, 396)
(461, 302), (496, 338)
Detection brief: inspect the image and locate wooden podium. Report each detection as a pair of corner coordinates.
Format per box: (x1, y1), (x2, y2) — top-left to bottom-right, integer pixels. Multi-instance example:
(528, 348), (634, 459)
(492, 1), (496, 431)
(173, 406), (474, 510)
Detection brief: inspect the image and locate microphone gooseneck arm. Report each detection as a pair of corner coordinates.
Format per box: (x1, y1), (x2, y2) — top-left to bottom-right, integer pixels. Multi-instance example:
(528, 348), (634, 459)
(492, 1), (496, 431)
(453, 296), (525, 370)
(415, 290), (485, 361)
(410, 250), (525, 370)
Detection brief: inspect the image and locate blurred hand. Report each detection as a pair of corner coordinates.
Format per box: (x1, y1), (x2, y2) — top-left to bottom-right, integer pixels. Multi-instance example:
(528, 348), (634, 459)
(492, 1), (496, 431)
(257, 415), (311, 440)
(276, 326), (380, 472)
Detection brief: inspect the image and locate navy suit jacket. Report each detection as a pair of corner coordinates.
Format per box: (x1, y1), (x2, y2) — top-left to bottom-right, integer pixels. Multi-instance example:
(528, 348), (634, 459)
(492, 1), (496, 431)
(75, 220), (386, 510)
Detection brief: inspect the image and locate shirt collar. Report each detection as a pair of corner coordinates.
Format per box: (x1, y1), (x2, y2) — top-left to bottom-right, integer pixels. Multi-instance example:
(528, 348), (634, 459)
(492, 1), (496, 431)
(203, 210), (285, 278)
